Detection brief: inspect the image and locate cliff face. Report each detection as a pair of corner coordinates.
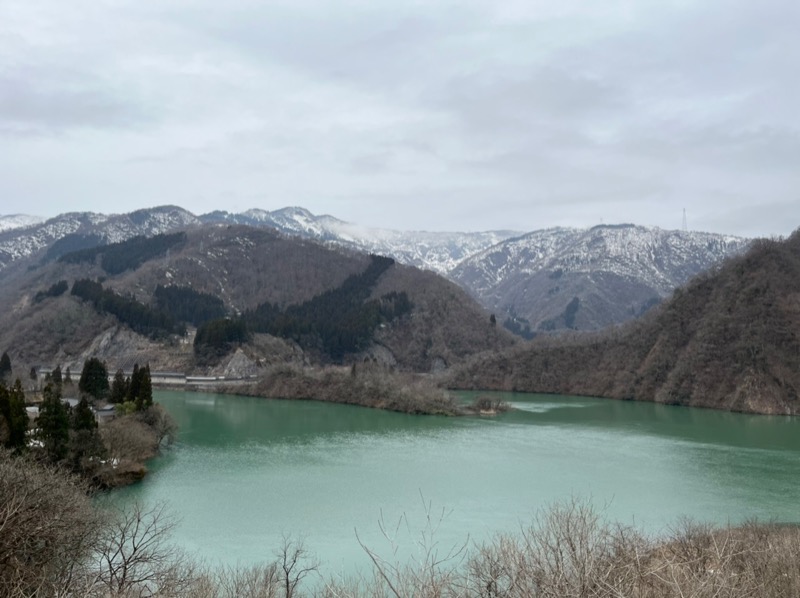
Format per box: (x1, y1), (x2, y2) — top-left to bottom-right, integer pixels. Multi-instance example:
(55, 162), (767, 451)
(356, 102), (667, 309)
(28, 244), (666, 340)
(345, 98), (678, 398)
(449, 230), (800, 415)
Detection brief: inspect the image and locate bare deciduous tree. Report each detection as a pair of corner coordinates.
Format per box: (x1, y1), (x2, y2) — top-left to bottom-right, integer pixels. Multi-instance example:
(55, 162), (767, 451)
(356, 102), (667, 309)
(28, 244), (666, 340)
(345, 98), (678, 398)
(100, 417), (159, 465)
(0, 450), (103, 597)
(276, 535), (320, 598)
(93, 501), (196, 597)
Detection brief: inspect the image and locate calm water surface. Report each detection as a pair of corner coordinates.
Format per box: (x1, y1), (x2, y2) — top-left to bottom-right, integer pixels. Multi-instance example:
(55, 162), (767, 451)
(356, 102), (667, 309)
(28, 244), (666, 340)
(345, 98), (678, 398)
(108, 390), (800, 576)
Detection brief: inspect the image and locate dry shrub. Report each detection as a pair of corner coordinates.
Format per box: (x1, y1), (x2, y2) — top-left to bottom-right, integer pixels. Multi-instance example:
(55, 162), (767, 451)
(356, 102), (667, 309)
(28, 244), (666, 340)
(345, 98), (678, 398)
(100, 415), (159, 464)
(0, 450), (103, 597)
(242, 364), (462, 415)
(4, 460), (800, 598)
(465, 498), (648, 597)
(641, 519), (800, 598)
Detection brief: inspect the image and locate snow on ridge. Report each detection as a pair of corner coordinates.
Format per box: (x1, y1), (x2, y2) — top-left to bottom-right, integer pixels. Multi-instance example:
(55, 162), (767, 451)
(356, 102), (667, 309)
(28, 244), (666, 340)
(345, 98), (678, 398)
(0, 207), (202, 268)
(216, 207), (523, 274)
(0, 214), (44, 233)
(452, 224), (751, 299)
(0, 204), (752, 290)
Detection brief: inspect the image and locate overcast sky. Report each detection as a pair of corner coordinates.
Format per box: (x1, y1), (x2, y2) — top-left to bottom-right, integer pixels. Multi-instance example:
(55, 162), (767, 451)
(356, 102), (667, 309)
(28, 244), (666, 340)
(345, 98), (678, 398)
(1, 0), (798, 236)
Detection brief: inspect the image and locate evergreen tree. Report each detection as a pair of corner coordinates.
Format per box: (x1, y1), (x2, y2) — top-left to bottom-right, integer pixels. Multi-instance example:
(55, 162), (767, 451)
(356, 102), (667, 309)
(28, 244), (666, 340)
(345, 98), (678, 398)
(36, 384), (70, 463)
(78, 358), (109, 400)
(64, 367), (72, 385)
(0, 352), (11, 382)
(7, 379), (28, 452)
(0, 380), (27, 452)
(71, 396), (97, 432)
(136, 365), (153, 411)
(110, 369), (129, 404)
(127, 363), (141, 404)
(0, 383), (10, 446)
(52, 365), (63, 389)
(29, 366), (38, 390)
(68, 396), (104, 471)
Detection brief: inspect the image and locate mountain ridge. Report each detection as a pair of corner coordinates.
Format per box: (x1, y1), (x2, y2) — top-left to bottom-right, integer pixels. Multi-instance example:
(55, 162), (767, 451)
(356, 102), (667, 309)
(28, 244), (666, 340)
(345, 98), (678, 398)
(0, 224), (513, 376)
(451, 223), (751, 332)
(0, 205), (750, 336)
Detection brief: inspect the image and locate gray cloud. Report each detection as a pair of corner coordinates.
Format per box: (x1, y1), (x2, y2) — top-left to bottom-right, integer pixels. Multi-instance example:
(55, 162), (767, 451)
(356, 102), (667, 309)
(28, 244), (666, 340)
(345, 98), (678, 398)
(0, 0), (797, 237)
(0, 70), (152, 134)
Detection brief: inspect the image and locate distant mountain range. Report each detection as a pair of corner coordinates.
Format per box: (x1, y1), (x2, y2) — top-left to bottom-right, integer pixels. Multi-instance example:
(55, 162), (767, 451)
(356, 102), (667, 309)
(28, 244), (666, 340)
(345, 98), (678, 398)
(0, 206), (198, 270)
(0, 206), (519, 276)
(451, 224), (751, 332)
(200, 207), (520, 275)
(0, 206), (750, 334)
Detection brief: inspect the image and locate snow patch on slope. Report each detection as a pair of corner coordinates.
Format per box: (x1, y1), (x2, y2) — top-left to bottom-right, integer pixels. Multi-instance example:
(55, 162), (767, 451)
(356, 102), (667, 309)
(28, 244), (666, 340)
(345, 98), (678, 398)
(0, 214), (44, 232)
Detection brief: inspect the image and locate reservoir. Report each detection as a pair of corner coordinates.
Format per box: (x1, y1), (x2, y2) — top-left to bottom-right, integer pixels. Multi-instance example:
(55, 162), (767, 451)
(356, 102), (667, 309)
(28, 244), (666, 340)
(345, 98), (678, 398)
(109, 390), (800, 577)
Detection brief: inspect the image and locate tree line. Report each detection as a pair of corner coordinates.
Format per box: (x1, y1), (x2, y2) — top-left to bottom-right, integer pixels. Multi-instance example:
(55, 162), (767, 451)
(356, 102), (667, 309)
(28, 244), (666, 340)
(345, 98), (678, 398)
(33, 279), (69, 303)
(71, 278), (186, 338)
(154, 283), (226, 326)
(58, 231), (186, 275)
(194, 255), (413, 361)
(42, 232), (104, 263)
(35, 277), (228, 339)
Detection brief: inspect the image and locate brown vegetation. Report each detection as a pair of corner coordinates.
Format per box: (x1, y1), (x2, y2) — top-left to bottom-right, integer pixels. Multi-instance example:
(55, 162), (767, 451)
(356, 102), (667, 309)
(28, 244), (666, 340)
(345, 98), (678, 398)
(0, 451), (103, 596)
(0, 224), (513, 375)
(95, 405), (176, 488)
(448, 230), (800, 415)
(220, 364), (463, 415)
(372, 264), (517, 372)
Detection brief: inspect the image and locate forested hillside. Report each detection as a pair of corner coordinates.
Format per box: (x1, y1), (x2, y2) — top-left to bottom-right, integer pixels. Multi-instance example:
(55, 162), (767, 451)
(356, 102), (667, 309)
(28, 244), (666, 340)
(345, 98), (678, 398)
(0, 206), (748, 345)
(449, 230), (800, 415)
(0, 224), (513, 375)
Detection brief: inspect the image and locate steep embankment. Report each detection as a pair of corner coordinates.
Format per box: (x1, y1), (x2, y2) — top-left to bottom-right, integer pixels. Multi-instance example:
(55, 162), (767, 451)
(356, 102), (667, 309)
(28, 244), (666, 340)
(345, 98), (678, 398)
(448, 230), (800, 415)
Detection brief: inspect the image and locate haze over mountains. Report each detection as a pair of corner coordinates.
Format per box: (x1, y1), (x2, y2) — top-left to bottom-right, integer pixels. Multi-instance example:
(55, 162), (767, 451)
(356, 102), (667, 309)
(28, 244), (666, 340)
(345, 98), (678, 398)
(0, 205), (750, 335)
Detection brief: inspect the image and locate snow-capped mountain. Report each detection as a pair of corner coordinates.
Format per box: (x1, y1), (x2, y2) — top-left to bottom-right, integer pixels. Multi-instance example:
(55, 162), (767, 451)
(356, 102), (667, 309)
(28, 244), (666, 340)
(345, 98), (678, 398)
(200, 207), (520, 274)
(0, 214), (44, 233)
(0, 206), (751, 336)
(0, 206), (199, 270)
(450, 224), (751, 333)
(0, 204), (518, 277)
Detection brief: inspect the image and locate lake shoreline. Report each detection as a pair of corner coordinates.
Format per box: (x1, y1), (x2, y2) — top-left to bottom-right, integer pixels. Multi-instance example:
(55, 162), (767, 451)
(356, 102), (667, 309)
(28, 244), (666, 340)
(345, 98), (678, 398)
(154, 364), (510, 416)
